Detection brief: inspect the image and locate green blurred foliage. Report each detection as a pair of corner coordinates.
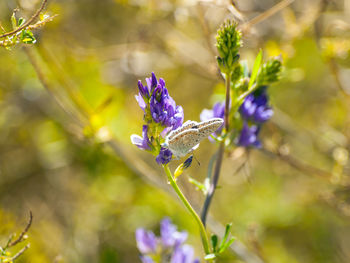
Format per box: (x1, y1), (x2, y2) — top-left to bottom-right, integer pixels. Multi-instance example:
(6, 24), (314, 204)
(0, 0), (350, 262)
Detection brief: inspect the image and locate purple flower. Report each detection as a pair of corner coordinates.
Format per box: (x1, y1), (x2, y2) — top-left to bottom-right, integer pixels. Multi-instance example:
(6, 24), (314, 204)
(254, 105), (273, 123)
(135, 218), (199, 263)
(138, 80), (150, 99)
(200, 102), (225, 121)
(171, 244), (199, 263)
(134, 73), (185, 165)
(131, 125), (151, 150)
(149, 76), (184, 130)
(135, 93), (147, 111)
(135, 228), (157, 254)
(239, 88), (273, 123)
(156, 147), (173, 165)
(160, 218), (188, 248)
(140, 255), (154, 263)
(237, 122), (261, 148)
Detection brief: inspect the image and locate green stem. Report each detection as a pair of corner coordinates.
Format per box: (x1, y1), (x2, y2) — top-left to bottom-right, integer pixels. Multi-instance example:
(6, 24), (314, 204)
(163, 164), (211, 255)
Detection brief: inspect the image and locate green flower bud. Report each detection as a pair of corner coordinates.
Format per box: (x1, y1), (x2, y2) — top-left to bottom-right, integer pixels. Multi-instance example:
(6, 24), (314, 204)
(216, 20), (242, 74)
(257, 56), (283, 85)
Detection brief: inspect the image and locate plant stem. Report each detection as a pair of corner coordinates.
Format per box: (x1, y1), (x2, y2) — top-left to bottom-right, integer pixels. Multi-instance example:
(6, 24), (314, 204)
(163, 164), (211, 255)
(224, 73), (231, 132)
(201, 73), (231, 225)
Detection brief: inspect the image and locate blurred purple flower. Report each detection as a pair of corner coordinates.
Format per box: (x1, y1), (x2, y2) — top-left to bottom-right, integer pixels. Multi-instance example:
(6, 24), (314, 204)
(156, 147), (173, 165)
(140, 255), (154, 263)
(131, 125), (151, 150)
(135, 218), (199, 263)
(160, 218), (188, 248)
(200, 101), (225, 121)
(239, 87), (273, 123)
(237, 122), (261, 148)
(136, 228), (157, 254)
(171, 244), (199, 263)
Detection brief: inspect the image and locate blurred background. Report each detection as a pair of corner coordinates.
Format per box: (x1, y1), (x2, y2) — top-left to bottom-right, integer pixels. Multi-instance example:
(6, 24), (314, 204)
(0, 0), (350, 262)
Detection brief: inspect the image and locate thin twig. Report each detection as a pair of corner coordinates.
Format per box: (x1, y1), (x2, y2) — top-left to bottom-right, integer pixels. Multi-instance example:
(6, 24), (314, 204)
(0, 0), (48, 39)
(259, 147), (333, 179)
(197, 3), (216, 58)
(240, 0), (295, 32)
(201, 74), (231, 225)
(24, 47), (87, 128)
(8, 211), (33, 248)
(328, 58), (350, 98)
(201, 143), (224, 225)
(11, 244), (30, 261)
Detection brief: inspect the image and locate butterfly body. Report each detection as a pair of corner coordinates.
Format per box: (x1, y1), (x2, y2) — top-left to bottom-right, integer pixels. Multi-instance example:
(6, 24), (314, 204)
(163, 118), (224, 158)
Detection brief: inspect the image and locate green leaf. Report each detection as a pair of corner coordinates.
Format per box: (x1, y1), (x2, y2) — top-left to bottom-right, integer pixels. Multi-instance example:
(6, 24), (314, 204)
(18, 17), (25, 26)
(211, 234), (218, 252)
(188, 177), (206, 193)
(248, 50), (262, 90)
(204, 254), (216, 260)
(218, 237), (236, 253)
(218, 223), (232, 252)
(241, 60), (249, 77)
(11, 13), (17, 29)
(20, 30), (36, 44)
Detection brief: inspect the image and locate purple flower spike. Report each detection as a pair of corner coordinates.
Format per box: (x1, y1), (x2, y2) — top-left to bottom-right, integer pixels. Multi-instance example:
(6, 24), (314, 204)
(237, 122), (261, 148)
(146, 72), (158, 93)
(135, 93), (146, 111)
(156, 147), (173, 165)
(138, 80), (150, 98)
(239, 88), (273, 123)
(135, 228), (157, 254)
(171, 244), (198, 263)
(239, 94), (256, 119)
(131, 125), (151, 150)
(253, 106), (273, 123)
(148, 73), (183, 130)
(160, 218), (188, 248)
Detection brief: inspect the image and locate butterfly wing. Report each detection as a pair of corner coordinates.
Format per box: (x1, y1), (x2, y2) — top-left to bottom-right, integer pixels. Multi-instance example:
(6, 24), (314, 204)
(168, 128), (201, 158)
(165, 118), (224, 158)
(167, 120), (198, 141)
(197, 118), (224, 138)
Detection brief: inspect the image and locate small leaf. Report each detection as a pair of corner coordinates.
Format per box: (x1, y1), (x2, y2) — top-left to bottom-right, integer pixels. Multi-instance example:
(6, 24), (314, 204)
(11, 13), (17, 29)
(218, 237), (236, 253)
(241, 60), (249, 77)
(218, 223), (232, 252)
(188, 177), (206, 193)
(211, 234), (218, 252)
(204, 254), (216, 260)
(20, 30), (36, 44)
(18, 17), (25, 26)
(248, 50), (262, 90)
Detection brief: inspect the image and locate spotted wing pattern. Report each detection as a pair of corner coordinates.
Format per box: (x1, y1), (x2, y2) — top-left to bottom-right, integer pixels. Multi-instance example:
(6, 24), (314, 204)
(166, 120), (198, 141)
(167, 129), (201, 158)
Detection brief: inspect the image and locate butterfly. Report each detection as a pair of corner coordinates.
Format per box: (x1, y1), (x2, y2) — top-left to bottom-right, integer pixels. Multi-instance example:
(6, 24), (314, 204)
(162, 118), (224, 159)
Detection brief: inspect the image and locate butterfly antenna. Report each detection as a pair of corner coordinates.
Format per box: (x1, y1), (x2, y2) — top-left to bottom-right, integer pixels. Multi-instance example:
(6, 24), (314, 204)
(192, 153), (201, 166)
